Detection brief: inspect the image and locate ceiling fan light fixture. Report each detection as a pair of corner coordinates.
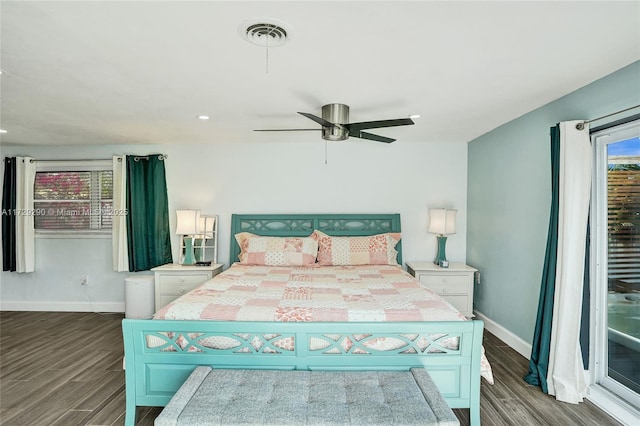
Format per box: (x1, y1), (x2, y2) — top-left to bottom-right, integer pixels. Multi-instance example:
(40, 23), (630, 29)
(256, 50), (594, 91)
(238, 18), (293, 47)
(322, 103), (349, 141)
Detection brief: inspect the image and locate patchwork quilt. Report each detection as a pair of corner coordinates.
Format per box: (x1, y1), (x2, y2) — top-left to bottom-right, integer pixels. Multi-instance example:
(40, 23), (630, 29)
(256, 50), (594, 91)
(154, 264), (494, 383)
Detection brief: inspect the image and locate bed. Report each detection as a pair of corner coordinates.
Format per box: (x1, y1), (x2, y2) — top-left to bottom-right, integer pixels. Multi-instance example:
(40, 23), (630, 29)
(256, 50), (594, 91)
(122, 213), (488, 425)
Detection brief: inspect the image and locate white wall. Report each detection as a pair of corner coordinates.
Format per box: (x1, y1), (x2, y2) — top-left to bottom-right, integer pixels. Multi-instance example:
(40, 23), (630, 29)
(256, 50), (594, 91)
(0, 140), (468, 312)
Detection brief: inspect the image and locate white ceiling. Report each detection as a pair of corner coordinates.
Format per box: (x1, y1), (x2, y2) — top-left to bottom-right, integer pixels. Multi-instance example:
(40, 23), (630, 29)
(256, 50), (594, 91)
(1, 1), (639, 146)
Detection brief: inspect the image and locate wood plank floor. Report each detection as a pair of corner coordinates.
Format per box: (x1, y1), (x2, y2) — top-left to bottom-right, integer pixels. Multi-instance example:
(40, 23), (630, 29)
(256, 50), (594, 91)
(0, 311), (622, 425)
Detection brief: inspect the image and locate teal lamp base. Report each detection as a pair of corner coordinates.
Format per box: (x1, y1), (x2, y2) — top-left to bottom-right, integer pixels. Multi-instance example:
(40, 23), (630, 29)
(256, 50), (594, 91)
(182, 237), (196, 265)
(434, 235), (448, 267)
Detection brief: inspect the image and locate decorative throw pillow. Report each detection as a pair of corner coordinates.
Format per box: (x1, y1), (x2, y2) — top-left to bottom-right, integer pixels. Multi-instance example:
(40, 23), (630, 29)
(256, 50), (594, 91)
(312, 230), (401, 266)
(234, 232), (318, 266)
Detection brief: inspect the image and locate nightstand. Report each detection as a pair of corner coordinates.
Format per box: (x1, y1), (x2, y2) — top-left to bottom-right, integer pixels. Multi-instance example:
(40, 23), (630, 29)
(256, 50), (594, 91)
(152, 263), (224, 310)
(406, 261), (477, 318)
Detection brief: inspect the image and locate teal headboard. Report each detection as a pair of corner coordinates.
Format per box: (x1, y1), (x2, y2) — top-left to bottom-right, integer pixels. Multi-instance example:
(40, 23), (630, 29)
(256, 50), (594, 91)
(229, 213), (402, 265)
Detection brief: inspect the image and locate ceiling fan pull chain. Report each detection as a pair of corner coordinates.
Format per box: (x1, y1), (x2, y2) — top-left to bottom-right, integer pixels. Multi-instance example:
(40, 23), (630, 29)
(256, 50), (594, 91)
(265, 25), (274, 74)
(325, 139), (328, 165)
(265, 36), (269, 74)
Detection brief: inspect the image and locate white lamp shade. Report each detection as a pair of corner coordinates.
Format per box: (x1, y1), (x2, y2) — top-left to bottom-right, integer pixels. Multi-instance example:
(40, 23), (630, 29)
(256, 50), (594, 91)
(198, 215), (216, 238)
(428, 208), (457, 235)
(175, 210), (200, 235)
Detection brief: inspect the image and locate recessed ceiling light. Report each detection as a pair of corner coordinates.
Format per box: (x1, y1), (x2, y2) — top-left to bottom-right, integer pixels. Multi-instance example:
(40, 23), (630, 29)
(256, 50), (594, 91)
(409, 114), (421, 119)
(197, 115), (210, 120)
(0, 129), (7, 133)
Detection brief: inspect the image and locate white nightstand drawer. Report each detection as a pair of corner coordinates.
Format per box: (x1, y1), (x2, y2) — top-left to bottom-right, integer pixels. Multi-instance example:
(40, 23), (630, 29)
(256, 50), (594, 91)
(158, 273), (210, 287)
(405, 261), (477, 318)
(418, 275), (469, 293)
(441, 295), (469, 314)
(160, 280), (204, 296)
(152, 264), (224, 311)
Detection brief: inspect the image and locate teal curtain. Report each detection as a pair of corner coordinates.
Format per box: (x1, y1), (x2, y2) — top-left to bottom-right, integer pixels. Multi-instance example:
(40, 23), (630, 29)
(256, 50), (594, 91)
(126, 155), (173, 272)
(524, 125), (560, 392)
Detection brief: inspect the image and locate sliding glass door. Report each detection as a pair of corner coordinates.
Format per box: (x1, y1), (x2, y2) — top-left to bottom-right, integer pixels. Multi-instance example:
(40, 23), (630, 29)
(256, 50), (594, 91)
(591, 120), (640, 409)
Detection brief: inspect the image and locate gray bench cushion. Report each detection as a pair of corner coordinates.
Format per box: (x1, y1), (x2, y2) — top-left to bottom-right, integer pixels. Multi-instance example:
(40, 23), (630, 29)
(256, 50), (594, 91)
(155, 366), (459, 425)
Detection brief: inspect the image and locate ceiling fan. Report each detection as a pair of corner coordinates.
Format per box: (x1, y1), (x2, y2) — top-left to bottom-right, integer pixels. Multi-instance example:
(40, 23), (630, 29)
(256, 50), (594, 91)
(254, 103), (415, 143)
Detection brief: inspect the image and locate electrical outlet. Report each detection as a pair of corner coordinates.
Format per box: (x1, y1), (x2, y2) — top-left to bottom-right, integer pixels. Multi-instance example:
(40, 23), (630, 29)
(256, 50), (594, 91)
(475, 271), (481, 285)
(80, 275), (89, 286)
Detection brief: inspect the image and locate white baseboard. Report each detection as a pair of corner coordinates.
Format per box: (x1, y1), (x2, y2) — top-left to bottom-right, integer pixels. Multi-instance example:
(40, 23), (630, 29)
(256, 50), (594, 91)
(474, 310), (532, 359)
(0, 300), (125, 313)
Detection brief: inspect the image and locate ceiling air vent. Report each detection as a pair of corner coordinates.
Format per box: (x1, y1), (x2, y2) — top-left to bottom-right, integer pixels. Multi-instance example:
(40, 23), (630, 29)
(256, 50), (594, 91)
(238, 19), (293, 47)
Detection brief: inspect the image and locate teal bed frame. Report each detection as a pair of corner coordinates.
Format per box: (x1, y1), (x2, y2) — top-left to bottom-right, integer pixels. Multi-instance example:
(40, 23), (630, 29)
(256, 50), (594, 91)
(122, 214), (483, 425)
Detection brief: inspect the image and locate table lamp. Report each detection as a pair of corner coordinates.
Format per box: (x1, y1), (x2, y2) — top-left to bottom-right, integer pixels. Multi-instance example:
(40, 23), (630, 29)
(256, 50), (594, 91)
(176, 209), (200, 265)
(428, 208), (456, 267)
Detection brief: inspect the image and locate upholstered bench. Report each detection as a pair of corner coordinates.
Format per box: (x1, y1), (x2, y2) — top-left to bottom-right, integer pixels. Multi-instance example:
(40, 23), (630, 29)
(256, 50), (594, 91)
(154, 366), (459, 425)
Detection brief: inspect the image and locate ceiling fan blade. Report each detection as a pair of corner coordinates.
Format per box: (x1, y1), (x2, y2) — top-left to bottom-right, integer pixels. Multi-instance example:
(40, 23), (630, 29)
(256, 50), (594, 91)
(254, 129), (320, 132)
(298, 112), (337, 128)
(345, 118), (414, 132)
(350, 130), (395, 143)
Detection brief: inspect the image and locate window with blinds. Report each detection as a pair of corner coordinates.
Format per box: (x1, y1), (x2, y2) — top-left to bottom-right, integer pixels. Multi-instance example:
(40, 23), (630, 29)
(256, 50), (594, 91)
(607, 157), (640, 292)
(33, 160), (113, 234)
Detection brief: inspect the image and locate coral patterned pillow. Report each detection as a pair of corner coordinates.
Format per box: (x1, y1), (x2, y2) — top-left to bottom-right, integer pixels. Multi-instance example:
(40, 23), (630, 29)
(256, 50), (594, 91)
(234, 232), (318, 266)
(312, 230), (401, 266)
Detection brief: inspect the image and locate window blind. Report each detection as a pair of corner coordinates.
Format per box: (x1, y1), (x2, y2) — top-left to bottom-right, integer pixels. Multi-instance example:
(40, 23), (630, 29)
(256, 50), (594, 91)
(607, 168), (640, 291)
(34, 170), (113, 231)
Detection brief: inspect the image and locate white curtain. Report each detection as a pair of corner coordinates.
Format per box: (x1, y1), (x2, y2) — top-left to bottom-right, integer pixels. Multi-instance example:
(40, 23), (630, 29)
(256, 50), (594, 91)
(16, 157), (36, 273)
(112, 155), (129, 271)
(546, 120), (591, 403)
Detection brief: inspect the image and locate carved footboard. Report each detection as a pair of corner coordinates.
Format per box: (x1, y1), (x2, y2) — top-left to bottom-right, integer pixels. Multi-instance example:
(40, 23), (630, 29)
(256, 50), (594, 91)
(122, 319), (483, 425)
